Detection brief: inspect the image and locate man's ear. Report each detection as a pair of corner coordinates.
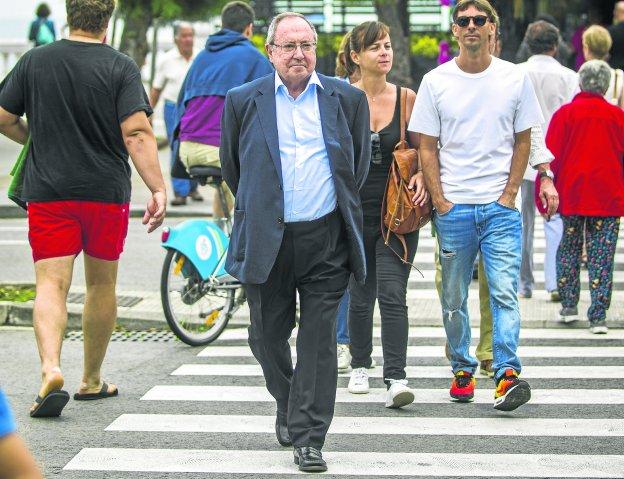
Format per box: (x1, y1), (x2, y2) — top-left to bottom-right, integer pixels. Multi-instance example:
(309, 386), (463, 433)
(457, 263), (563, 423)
(243, 23), (253, 38)
(451, 23), (460, 40)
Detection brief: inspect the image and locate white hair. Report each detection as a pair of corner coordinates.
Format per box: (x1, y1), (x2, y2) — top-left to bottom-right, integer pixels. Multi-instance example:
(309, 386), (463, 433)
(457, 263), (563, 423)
(173, 21), (194, 39)
(579, 60), (612, 95)
(266, 12), (317, 45)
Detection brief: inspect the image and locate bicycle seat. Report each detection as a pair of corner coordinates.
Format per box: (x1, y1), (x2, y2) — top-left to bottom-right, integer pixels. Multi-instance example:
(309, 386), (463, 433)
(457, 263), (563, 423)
(189, 166), (222, 186)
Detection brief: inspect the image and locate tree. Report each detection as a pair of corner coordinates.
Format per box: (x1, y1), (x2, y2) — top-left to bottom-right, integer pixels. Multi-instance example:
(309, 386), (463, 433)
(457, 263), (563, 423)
(117, 0), (227, 67)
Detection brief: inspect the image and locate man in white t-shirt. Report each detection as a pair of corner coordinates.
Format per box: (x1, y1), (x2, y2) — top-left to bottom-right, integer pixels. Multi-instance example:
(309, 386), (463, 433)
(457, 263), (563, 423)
(517, 20), (578, 302)
(149, 22), (199, 206)
(409, 0), (545, 412)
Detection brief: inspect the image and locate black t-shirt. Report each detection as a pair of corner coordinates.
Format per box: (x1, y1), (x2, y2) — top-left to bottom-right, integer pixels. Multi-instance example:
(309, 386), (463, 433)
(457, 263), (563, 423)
(360, 85), (402, 221)
(609, 24), (624, 71)
(0, 39), (152, 204)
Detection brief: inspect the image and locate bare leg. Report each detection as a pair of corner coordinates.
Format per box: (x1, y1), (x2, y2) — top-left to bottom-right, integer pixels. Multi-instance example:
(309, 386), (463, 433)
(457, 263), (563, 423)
(0, 434), (43, 479)
(76, 254), (118, 395)
(32, 255), (75, 409)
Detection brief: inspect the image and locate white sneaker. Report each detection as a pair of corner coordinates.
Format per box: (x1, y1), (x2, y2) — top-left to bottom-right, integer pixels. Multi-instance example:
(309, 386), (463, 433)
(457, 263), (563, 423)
(348, 367), (369, 394)
(589, 320), (608, 334)
(337, 344), (351, 371)
(385, 379), (415, 408)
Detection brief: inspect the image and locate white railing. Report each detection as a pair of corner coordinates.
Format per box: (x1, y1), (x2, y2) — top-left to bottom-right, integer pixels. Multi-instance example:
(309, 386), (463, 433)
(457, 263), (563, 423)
(0, 40), (29, 79)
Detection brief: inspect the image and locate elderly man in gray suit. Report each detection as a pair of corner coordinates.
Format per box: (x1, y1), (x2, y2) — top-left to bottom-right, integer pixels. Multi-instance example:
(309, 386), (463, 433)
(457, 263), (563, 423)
(220, 11), (370, 474)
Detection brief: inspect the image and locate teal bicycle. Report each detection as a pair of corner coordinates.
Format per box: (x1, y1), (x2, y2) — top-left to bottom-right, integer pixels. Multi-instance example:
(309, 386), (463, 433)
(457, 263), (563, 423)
(160, 166), (246, 346)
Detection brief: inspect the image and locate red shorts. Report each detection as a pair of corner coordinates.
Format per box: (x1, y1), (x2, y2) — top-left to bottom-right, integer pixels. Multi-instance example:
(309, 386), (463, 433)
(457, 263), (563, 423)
(28, 200), (130, 262)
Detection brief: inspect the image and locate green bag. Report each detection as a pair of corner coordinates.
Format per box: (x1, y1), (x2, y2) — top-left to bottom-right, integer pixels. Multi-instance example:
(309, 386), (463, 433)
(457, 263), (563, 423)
(8, 137), (30, 210)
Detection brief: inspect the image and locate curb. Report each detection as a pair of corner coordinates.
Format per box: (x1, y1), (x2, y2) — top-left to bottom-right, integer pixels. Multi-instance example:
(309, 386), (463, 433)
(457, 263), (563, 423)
(3, 300), (623, 331)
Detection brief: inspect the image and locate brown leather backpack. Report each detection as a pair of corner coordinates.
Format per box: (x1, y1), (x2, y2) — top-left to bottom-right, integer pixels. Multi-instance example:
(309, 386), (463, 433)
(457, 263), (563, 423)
(381, 88), (432, 265)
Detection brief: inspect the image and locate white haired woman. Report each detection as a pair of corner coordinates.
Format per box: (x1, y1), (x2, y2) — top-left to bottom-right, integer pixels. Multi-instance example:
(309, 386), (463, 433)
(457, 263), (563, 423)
(547, 60), (624, 333)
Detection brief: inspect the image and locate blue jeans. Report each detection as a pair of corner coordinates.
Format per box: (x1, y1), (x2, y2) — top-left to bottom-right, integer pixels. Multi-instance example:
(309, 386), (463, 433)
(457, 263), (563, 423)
(164, 100), (196, 197)
(335, 291), (349, 344)
(434, 202), (522, 381)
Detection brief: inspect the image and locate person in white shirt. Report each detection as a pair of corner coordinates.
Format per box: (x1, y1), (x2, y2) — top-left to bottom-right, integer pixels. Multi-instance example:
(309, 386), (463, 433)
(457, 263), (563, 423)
(409, 0), (554, 412)
(149, 22), (200, 206)
(518, 20), (578, 301)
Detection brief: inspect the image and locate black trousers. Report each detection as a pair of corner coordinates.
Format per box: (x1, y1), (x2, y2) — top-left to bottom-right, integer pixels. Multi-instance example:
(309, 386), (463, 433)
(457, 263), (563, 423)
(244, 210), (350, 449)
(348, 219), (418, 383)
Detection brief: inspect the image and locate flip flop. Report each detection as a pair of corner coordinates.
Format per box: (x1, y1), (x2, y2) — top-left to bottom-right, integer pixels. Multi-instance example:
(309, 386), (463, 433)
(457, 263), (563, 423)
(30, 389), (70, 418)
(73, 382), (119, 401)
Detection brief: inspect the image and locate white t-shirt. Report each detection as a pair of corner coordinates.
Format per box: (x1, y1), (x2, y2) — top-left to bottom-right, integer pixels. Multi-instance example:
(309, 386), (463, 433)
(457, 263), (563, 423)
(152, 47), (196, 103)
(408, 56), (544, 204)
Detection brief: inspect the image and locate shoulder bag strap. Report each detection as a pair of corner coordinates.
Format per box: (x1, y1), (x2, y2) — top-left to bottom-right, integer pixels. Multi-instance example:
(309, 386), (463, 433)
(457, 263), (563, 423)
(400, 87), (406, 144)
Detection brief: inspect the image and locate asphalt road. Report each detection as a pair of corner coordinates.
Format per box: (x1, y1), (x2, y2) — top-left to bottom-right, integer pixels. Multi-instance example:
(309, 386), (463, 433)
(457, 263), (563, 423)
(2, 326), (623, 478)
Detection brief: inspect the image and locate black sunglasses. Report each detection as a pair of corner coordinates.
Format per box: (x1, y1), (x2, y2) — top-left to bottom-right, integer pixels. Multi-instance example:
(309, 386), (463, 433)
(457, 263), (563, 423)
(371, 132), (382, 165)
(455, 15), (489, 28)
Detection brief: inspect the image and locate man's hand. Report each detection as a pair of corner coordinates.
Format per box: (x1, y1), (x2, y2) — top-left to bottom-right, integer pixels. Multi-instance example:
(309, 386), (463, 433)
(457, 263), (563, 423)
(408, 171), (430, 206)
(433, 196), (454, 215)
(497, 192), (517, 209)
(143, 191), (167, 233)
(539, 177), (559, 219)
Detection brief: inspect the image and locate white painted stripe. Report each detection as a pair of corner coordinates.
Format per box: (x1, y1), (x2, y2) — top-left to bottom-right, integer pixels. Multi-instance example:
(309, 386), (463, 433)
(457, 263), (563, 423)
(171, 364), (621, 379)
(0, 240), (28, 245)
(142, 385), (624, 405)
(216, 326), (624, 342)
(198, 345), (624, 358)
(408, 269), (624, 281)
(63, 449), (624, 477)
(106, 414), (624, 437)
(0, 226), (28, 232)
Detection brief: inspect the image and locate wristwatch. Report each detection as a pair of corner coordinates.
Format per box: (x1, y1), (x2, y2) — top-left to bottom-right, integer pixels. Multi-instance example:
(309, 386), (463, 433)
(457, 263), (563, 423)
(539, 169), (555, 181)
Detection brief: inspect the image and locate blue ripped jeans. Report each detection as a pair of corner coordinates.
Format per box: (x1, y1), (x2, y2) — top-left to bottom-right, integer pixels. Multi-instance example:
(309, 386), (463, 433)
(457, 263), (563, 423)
(434, 202), (522, 381)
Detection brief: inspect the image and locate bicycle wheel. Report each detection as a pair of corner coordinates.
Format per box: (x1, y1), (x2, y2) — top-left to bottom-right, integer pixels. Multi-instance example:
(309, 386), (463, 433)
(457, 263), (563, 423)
(161, 249), (235, 346)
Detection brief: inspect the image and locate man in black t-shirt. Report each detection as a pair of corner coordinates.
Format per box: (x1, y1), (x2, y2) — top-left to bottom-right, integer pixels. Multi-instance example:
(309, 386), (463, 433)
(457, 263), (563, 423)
(0, 0), (166, 418)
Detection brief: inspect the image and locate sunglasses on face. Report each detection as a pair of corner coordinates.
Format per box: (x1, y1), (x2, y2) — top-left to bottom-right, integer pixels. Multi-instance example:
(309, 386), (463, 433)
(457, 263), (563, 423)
(371, 132), (382, 165)
(455, 15), (489, 28)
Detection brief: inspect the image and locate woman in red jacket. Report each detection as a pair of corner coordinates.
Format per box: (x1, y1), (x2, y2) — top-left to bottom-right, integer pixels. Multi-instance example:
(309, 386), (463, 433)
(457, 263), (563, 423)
(546, 60), (624, 334)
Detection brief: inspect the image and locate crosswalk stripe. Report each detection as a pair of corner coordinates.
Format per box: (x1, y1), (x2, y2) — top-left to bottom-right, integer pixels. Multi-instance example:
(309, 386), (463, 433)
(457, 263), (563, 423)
(171, 364), (621, 378)
(63, 449), (624, 477)
(105, 414), (624, 437)
(198, 345), (624, 358)
(216, 326), (624, 342)
(141, 385), (624, 405)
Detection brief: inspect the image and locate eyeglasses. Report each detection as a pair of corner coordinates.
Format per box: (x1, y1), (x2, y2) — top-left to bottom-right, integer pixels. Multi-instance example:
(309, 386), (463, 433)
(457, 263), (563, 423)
(271, 42), (317, 54)
(455, 15), (489, 28)
(371, 132), (382, 165)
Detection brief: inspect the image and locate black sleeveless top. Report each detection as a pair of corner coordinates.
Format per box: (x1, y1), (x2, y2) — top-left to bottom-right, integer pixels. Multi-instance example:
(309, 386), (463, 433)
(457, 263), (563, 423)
(360, 85), (403, 221)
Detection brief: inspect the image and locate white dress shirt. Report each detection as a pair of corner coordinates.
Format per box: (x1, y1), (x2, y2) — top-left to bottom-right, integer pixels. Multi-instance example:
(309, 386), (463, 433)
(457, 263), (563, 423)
(519, 55), (579, 180)
(275, 71), (336, 222)
(153, 47), (196, 103)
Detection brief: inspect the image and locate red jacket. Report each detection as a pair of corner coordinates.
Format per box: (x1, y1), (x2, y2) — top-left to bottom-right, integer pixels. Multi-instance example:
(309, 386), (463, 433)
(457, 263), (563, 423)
(543, 92), (624, 217)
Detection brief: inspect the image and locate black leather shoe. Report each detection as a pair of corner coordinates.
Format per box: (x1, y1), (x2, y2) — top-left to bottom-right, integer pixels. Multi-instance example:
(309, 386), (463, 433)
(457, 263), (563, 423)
(275, 415), (291, 447)
(293, 447), (327, 472)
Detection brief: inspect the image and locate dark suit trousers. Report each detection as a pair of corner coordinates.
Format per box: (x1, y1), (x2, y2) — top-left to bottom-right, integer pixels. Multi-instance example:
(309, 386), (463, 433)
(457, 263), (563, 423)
(244, 210), (350, 449)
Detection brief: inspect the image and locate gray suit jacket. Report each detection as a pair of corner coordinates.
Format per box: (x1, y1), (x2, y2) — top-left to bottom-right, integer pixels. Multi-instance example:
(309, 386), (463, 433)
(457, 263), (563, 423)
(220, 72), (371, 285)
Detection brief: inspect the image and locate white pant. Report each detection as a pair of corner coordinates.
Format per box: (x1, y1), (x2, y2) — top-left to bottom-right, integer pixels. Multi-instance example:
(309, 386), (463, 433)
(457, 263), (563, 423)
(543, 213), (563, 293)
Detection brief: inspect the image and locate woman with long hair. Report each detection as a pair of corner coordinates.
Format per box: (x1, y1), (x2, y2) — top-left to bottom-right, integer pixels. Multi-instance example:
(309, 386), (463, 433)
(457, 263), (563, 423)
(346, 21), (428, 408)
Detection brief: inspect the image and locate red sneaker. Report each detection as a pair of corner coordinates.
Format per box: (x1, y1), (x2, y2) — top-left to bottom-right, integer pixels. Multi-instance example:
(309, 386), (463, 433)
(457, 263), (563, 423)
(494, 369), (531, 411)
(450, 371), (475, 402)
